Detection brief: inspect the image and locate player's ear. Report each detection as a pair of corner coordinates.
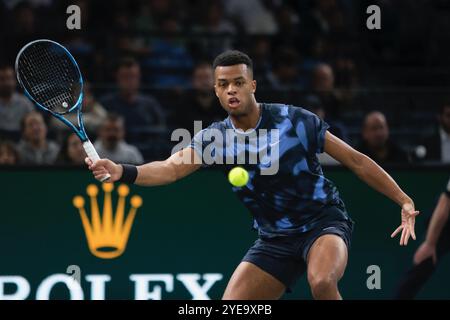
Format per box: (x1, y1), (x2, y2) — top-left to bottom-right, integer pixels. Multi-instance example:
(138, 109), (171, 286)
(252, 80), (257, 94)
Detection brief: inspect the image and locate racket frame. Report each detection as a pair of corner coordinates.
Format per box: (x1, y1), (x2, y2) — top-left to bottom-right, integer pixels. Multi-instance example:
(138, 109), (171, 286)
(15, 39), (110, 182)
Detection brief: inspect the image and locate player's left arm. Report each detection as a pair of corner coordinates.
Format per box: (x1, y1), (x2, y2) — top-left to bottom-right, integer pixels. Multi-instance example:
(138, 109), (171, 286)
(323, 131), (419, 246)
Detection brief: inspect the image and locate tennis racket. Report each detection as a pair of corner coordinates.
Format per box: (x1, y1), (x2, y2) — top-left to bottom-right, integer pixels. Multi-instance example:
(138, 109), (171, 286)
(15, 39), (110, 181)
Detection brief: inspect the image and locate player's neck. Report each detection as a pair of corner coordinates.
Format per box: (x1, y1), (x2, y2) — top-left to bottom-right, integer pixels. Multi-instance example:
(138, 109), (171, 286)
(230, 101), (261, 131)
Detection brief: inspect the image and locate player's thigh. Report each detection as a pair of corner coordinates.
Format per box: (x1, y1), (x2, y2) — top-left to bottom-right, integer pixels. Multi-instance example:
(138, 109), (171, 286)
(222, 261), (286, 300)
(306, 234), (348, 285)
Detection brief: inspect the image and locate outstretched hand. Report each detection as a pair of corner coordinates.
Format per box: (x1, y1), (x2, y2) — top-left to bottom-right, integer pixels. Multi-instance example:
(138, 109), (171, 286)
(391, 202), (420, 246)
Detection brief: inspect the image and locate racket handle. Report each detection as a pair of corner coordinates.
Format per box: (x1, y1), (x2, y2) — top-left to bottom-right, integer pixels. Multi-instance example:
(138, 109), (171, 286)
(83, 140), (111, 182)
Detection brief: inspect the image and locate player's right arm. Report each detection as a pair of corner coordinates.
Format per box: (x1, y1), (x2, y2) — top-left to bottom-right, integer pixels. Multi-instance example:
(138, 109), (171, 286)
(86, 147), (201, 186)
(414, 185), (450, 264)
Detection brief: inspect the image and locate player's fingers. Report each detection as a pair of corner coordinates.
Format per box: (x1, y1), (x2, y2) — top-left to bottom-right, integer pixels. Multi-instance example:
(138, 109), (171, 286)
(404, 229), (410, 246)
(94, 173), (106, 180)
(91, 159), (107, 170)
(409, 218), (416, 240)
(93, 170), (106, 176)
(400, 227), (407, 246)
(410, 210), (420, 217)
(391, 225), (402, 238)
(403, 229), (408, 246)
(85, 157), (93, 167)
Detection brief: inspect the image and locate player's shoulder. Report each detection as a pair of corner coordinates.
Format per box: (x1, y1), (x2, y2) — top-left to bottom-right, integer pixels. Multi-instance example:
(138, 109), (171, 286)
(193, 119), (228, 137)
(262, 102), (315, 121)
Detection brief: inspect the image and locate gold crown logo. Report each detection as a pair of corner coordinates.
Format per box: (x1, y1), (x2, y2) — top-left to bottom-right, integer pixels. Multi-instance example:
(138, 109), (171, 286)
(73, 183), (143, 259)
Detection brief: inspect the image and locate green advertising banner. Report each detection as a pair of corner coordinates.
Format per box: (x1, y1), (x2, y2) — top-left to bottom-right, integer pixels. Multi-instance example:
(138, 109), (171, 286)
(0, 167), (448, 300)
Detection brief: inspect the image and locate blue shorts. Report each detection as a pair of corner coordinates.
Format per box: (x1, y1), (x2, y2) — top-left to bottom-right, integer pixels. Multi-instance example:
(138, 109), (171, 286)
(242, 217), (354, 292)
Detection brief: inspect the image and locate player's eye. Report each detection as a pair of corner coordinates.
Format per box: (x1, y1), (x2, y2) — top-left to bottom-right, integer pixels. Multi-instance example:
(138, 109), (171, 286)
(235, 81), (244, 87)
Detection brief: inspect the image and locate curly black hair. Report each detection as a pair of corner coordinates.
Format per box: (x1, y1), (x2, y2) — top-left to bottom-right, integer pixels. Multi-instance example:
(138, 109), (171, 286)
(212, 50), (253, 71)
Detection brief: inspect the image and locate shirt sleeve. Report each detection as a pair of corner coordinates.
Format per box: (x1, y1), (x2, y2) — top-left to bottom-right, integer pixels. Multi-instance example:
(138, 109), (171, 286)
(190, 129), (207, 160)
(189, 123), (222, 168)
(289, 106), (330, 154)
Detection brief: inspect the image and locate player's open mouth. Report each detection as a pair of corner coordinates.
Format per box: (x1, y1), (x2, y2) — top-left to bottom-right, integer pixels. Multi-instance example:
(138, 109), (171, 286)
(228, 97), (240, 108)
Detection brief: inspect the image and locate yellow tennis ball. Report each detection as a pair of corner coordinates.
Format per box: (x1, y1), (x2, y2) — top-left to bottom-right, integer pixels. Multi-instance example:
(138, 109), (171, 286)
(228, 167), (249, 187)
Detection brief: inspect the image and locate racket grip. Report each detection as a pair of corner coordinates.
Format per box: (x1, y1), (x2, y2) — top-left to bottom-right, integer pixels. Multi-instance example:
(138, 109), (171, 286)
(83, 140), (111, 182)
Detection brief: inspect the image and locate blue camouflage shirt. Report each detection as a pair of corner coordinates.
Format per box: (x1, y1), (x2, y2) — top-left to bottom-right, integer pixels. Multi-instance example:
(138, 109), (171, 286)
(190, 103), (351, 238)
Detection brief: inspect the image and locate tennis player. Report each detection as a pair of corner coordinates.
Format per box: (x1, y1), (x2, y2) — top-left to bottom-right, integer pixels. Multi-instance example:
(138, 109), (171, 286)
(86, 51), (419, 300)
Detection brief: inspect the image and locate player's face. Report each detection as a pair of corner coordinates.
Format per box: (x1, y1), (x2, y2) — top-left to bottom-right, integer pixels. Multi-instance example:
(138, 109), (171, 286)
(214, 64), (256, 117)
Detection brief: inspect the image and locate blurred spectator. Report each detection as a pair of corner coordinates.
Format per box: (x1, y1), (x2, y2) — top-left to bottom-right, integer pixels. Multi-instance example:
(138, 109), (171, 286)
(273, 3), (300, 38)
(310, 63), (341, 119)
(308, 100), (348, 142)
(334, 57), (361, 111)
(138, 0), (178, 29)
(267, 47), (305, 90)
(302, 36), (329, 69)
(225, 0), (278, 35)
(192, 1), (236, 35)
(100, 57), (167, 137)
(0, 65), (34, 140)
(301, 0), (348, 36)
(55, 132), (86, 166)
(143, 16), (194, 87)
(94, 114), (143, 165)
(50, 82), (107, 138)
(308, 100), (346, 166)
(0, 140), (19, 165)
(174, 62), (226, 130)
(17, 111), (59, 165)
(0, 0), (445, 165)
(422, 102), (450, 163)
(357, 111), (409, 165)
(115, 2), (150, 58)
(134, 0), (156, 33)
(249, 36), (272, 86)
(4, 2), (39, 61)
(190, 1), (236, 58)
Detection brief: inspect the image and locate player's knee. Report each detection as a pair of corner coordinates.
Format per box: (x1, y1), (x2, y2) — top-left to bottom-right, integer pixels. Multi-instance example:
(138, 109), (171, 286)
(308, 274), (337, 297)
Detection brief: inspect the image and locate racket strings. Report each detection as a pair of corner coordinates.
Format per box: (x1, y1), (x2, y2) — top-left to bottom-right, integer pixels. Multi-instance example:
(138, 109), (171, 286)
(17, 42), (81, 114)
